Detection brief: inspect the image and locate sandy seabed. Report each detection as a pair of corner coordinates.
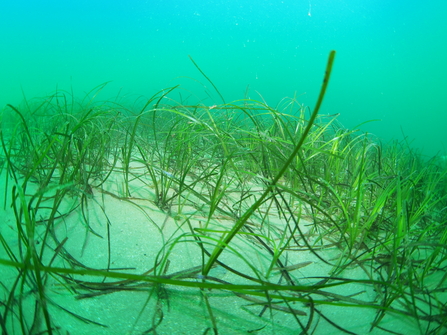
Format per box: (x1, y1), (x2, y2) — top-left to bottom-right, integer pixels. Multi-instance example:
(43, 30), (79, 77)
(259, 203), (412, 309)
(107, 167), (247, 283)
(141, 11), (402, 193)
(0, 163), (433, 335)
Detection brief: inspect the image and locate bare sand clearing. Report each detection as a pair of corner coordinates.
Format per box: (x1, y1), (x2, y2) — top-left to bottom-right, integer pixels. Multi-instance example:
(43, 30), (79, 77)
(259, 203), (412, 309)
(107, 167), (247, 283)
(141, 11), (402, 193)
(0, 164), (424, 335)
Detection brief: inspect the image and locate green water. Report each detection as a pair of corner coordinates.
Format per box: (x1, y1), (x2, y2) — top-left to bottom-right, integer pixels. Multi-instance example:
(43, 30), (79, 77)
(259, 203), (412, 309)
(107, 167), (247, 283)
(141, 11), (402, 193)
(1, 8), (447, 330)
(1, 0), (446, 156)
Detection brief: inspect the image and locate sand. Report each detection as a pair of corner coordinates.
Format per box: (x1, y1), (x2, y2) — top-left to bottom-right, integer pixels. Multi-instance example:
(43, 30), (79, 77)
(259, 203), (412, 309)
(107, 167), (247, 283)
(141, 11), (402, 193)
(0, 164), (429, 335)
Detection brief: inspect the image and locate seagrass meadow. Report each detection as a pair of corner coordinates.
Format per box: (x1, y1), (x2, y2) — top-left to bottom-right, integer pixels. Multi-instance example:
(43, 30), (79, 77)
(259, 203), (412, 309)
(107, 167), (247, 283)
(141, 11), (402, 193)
(0, 52), (446, 335)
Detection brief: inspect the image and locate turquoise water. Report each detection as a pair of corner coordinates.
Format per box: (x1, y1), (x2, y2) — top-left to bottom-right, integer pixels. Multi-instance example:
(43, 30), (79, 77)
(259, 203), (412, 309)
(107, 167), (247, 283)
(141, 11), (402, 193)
(1, 0), (446, 156)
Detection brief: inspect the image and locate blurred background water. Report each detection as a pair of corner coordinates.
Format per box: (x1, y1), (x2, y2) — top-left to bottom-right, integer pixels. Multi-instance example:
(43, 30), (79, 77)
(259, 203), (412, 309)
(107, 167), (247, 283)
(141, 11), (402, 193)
(1, 0), (446, 157)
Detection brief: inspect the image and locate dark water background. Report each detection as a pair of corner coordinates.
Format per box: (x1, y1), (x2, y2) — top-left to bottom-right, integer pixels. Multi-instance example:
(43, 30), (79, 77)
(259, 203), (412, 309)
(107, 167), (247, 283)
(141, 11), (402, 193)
(1, 0), (446, 157)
